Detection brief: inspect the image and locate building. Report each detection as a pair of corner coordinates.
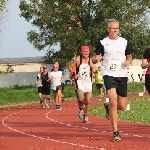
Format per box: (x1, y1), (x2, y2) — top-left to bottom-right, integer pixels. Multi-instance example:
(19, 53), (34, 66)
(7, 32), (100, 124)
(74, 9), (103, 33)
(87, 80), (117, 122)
(0, 56), (53, 72)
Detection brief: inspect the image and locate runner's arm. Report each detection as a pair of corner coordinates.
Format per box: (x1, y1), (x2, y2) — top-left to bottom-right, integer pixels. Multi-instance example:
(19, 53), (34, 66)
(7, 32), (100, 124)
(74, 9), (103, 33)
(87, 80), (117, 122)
(141, 48), (150, 69)
(124, 54), (132, 67)
(35, 75), (39, 85)
(69, 57), (77, 73)
(141, 59), (149, 69)
(90, 59), (97, 74)
(92, 41), (104, 63)
(124, 42), (132, 67)
(47, 72), (51, 82)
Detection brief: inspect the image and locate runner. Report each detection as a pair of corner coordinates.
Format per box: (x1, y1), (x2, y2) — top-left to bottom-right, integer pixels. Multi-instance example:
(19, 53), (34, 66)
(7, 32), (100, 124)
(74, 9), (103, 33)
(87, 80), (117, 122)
(41, 65), (52, 108)
(50, 63), (63, 110)
(92, 19), (132, 141)
(93, 66), (104, 101)
(35, 66), (43, 107)
(69, 45), (96, 123)
(141, 48), (150, 94)
(51, 61), (66, 103)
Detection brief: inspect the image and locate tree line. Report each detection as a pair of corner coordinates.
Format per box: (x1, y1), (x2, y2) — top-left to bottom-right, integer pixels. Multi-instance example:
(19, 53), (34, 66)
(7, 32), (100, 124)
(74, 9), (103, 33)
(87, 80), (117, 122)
(19, 0), (150, 68)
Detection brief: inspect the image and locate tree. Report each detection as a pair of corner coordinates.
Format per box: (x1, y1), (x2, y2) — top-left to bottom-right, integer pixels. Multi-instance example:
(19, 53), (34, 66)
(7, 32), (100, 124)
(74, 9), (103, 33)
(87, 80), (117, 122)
(19, 0), (150, 67)
(0, 0), (8, 13)
(0, 0), (9, 48)
(0, 64), (14, 74)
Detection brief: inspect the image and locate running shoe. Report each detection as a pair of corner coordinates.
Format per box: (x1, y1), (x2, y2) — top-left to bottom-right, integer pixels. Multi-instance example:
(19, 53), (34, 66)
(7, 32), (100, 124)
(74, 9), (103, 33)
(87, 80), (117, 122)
(55, 105), (59, 110)
(45, 104), (49, 108)
(50, 102), (53, 107)
(57, 105), (62, 110)
(78, 107), (84, 119)
(113, 131), (122, 142)
(83, 114), (89, 123)
(56, 105), (62, 110)
(42, 105), (46, 109)
(104, 102), (110, 120)
(99, 97), (102, 101)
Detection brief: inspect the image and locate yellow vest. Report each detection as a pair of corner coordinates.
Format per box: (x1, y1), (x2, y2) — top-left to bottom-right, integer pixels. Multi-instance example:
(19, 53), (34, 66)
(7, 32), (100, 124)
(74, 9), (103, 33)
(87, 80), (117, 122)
(95, 71), (103, 84)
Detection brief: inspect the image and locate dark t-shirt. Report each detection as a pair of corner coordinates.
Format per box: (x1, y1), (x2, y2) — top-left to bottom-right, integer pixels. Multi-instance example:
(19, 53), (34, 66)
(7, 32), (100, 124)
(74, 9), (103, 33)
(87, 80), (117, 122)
(41, 72), (51, 86)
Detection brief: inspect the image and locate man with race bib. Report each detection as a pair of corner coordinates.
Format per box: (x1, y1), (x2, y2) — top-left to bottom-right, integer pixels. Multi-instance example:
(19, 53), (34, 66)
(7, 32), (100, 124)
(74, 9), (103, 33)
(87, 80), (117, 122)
(69, 46), (96, 123)
(93, 19), (132, 142)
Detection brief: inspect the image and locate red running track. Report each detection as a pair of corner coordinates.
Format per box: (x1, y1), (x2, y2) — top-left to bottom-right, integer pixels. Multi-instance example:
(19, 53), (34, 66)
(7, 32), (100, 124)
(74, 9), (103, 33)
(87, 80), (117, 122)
(0, 93), (150, 150)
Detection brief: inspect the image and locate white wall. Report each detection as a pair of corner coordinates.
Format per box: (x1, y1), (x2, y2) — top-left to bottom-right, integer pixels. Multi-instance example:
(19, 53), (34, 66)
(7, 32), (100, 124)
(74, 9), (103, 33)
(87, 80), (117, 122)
(0, 66), (146, 88)
(127, 66), (146, 82)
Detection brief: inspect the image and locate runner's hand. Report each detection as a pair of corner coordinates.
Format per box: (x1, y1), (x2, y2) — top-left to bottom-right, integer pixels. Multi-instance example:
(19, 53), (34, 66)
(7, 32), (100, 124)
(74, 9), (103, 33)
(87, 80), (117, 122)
(75, 74), (78, 79)
(124, 60), (130, 67)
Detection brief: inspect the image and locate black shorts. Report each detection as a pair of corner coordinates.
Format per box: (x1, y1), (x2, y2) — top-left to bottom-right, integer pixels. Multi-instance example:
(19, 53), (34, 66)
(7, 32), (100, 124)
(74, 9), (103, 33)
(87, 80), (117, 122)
(96, 83), (103, 90)
(42, 86), (50, 95)
(103, 75), (128, 97)
(53, 85), (62, 93)
(38, 86), (42, 93)
(61, 83), (65, 93)
(145, 74), (150, 94)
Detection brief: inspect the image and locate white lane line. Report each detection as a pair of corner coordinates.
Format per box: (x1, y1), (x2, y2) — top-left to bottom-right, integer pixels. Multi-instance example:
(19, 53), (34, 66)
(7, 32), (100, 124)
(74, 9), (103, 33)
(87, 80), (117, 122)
(46, 110), (150, 140)
(2, 112), (107, 150)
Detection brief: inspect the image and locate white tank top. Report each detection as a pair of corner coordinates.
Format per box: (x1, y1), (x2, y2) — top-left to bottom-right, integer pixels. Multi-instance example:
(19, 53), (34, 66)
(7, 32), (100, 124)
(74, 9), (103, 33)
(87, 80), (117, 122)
(77, 57), (92, 92)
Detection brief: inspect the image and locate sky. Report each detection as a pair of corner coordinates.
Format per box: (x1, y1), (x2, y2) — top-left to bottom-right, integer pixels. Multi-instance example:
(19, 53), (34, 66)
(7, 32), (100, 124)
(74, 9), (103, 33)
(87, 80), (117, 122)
(0, 0), (59, 58)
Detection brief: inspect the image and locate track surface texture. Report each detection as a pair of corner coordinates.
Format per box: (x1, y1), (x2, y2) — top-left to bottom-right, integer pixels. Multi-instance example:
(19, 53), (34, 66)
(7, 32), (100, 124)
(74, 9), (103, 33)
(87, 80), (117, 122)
(0, 93), (150, 150)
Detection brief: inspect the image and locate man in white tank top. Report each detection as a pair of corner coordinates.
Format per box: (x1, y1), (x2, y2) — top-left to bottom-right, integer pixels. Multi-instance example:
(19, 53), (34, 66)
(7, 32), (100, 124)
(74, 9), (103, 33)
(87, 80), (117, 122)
(69, 46), (96, 123)
(93, 19), (132, 142)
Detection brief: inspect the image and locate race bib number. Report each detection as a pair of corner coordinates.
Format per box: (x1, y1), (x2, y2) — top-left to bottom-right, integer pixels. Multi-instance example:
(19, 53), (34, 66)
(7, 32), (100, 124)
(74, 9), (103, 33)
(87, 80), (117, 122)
(80, 67), (90, 77)
(107, 59), (121, 71)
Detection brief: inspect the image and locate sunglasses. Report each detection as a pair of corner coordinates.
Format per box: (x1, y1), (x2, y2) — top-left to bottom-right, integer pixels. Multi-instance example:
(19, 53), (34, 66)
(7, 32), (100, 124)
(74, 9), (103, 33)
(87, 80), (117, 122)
(53, 67), (58, 68)
(43, 67), (47, 69)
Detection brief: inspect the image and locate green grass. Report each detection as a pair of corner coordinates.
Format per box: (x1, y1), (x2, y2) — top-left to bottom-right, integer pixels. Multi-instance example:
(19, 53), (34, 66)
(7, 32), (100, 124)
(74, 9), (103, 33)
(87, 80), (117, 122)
(0, 82), (144, 106)
(0, 87), (38, 106)
(89, 97), (150, 124)
(89, 81), (150, 124)
(127, 82), (144, 93)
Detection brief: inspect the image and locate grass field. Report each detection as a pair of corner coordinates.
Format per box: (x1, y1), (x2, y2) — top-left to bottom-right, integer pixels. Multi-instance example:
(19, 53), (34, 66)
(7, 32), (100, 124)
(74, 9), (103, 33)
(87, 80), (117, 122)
(90, 82), (150, 124)
(89, 97), (150, 124)
(0, 82), (149, 124)
(0, 82), (144, 106)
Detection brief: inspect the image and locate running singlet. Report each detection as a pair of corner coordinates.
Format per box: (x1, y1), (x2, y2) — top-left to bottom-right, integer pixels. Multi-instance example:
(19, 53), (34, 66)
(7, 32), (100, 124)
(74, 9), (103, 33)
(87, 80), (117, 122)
(95, 71), (103, 84)
(76, 56), (92, 92)
(94, 37), (131, 77)
(143, 48), (150, 74)
(41, 72), (50, 86)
